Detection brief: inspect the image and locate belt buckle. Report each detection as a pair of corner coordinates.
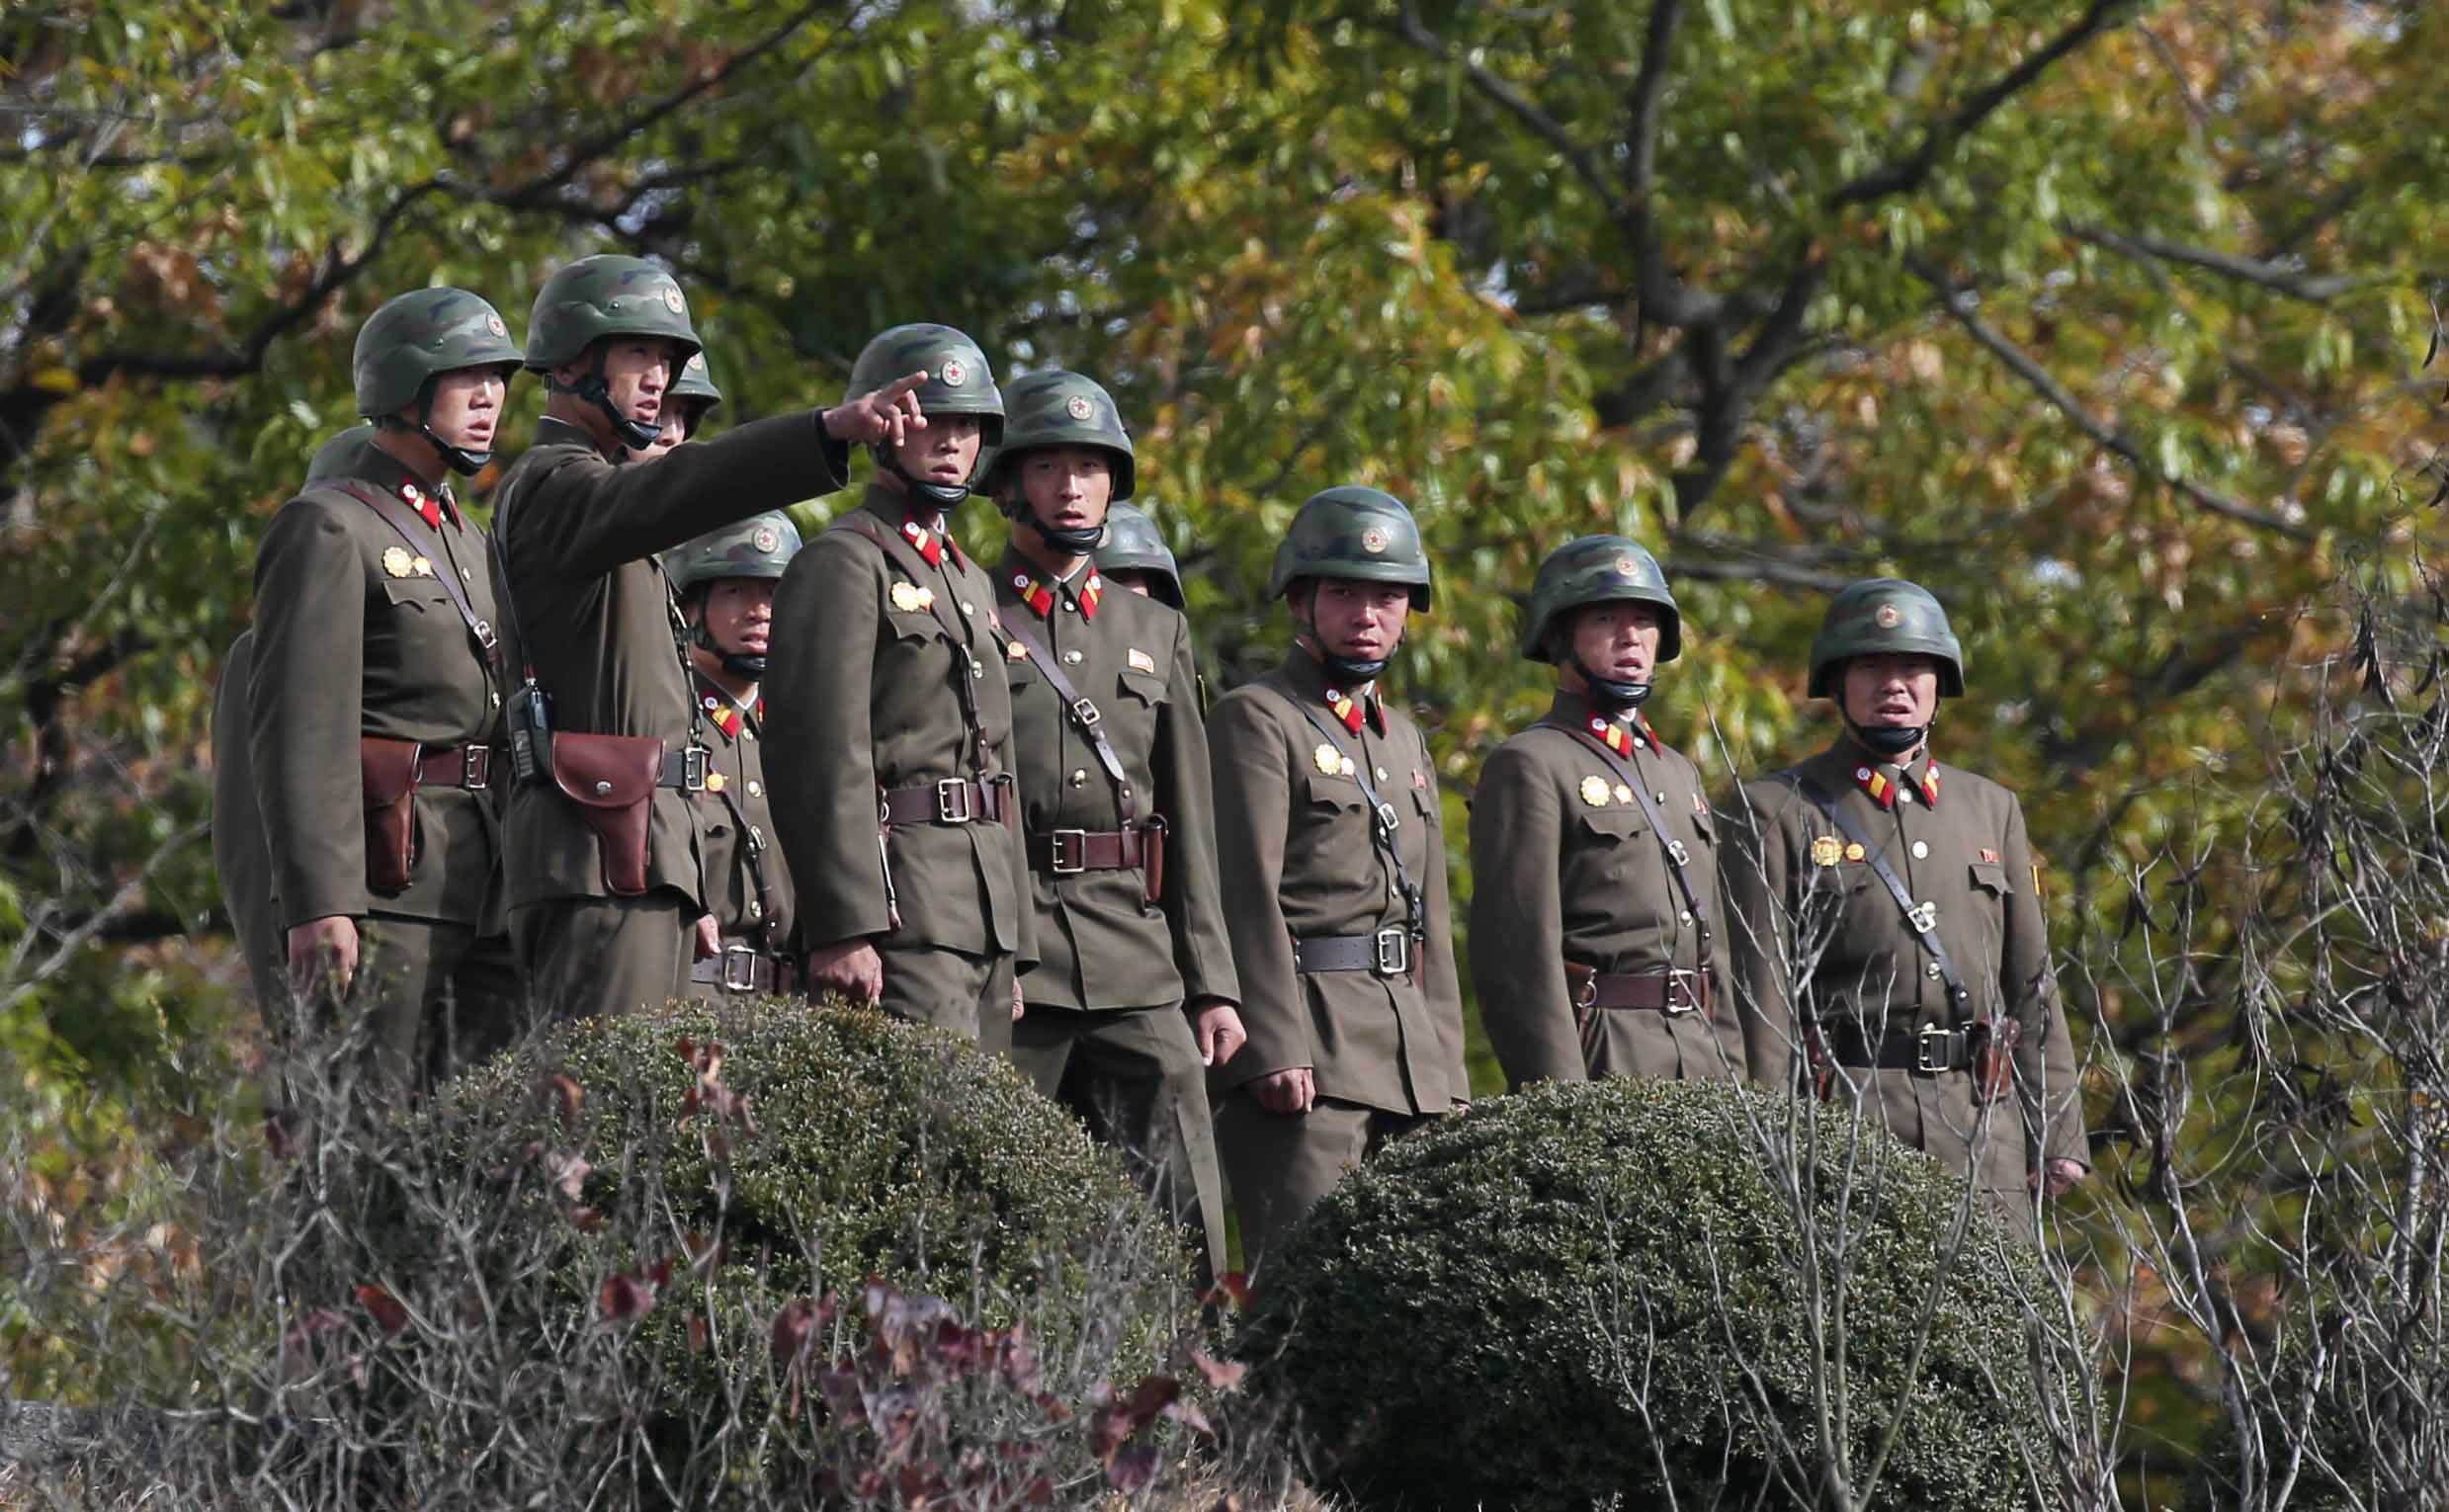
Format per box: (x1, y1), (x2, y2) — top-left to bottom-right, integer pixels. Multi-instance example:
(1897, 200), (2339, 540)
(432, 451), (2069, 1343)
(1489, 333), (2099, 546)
(1666, 838), (1691, 867)
(1373, 927), (1411, 976)
(1572, 971), (1598, 1010)
(1907, 900), (1938, 934)
(1049, 828), (1088, 875)
(682, 745), (710, 793)
(935, 778), (974, 824)
(1373, 799), (1402, 836)
(473, 617), (499, 652)
(462, 744), (491, 792)
(720, 945), (762, 994)
(1915, 1025), (1952, 1074)
(1664, 970), (1700, 1016)
(1070, 697), (1102, 728)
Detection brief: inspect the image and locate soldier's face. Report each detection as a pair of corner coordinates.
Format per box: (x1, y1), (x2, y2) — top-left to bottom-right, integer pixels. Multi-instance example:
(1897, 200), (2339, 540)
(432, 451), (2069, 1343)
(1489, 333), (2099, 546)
(1569, 602), (1662, 684)
(420, 367), (507, 454)
(1018, 447), (1113, 533)
(891, 413), (984, 488)
(1308, 578), (1411, 662)
(627, 411), (689, 464)
(592, 338), (683, 427)
(697, 579), (776, 660)
(1841, 654), (1940, 730)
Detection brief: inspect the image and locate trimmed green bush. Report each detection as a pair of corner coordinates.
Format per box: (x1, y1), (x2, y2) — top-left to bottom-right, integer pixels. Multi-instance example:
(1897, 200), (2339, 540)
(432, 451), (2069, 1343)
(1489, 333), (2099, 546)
(1236, 1075), (2059, 1511)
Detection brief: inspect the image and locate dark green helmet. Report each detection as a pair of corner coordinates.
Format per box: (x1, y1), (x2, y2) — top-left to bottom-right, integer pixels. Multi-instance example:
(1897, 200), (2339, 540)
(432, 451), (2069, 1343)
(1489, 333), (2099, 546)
(351, 288), (523, 419)
(986, 370), (1134, 500)
(1094, 502), (1181, 609)
(1268, 485), (1432, 609)
(1520, 535), (1681, 664)
(303, 424), (380, 485)
(844, 323), (1003, 447)
(1808, 578), (1966, 698)
(668, 349), (722, 422)
(523, 254), (702, 372)
(663, 512), (802, 596)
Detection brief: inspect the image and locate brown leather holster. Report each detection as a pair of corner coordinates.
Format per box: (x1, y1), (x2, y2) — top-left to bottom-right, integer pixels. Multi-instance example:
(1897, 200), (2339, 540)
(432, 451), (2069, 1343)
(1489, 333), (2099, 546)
(1140, 817), (1167, 906)
(1971, 1017), (2021, 1106)
(550, 732), (662, 897)
(360, 736), (423, 893)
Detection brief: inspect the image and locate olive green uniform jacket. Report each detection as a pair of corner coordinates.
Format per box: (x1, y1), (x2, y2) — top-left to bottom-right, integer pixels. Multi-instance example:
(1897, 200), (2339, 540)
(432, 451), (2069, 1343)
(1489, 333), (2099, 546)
(491, 413), (847, 916)
(1725, 742), (2089, 1202)
(689, 672), (791, 953)
(1208, 652), (1466, 1115)
(210, 630), (284, 1007)
(765, 487), (1035, 966)
(995, 553), (1237, 1012)
(1469, 693), (1743, 1088)
(248, 439), (505, 935)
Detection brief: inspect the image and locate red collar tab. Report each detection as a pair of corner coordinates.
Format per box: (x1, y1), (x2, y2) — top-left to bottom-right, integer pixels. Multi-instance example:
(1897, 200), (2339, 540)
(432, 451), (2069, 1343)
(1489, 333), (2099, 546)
(399, 479), (446, 530)
(1587, 714), (1654, 756)
(899, 517), (944, 568)
(1852, 764), (1896, 809)
(1324, 687), (1367, 736)
(1009, 569), (1056, 621)
(1077, 572), (1103, 622)
(1919, 765), (1941, 807)
(701, 691), (742, 738)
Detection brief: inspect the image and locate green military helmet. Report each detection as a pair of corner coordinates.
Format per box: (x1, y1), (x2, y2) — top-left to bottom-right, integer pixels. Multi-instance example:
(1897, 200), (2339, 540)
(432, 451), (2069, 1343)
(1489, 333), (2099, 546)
(303, 424), (380, 485)
(1267, 485), (1432, 609)
(986, 369), (1134, 500)
(663, 511), (803, 597)
(844, 322), (1004, 448)
(351, 287), (523, 420)
(1094, 502), (1182, 609)
(1519, 535), (1681, 665)
(668, 348), (722, 423)
(523, 254), (702, 372)
(1807, 578), (1966, 698)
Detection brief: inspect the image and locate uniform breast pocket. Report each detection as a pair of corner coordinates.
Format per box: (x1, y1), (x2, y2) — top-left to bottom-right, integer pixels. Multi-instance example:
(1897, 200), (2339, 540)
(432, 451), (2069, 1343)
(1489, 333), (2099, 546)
(1969, 861), (2014, 896)
(380, 578), (454, 616)
(1117, 668), (1168, 709)
(1305, 772), (1364, 813)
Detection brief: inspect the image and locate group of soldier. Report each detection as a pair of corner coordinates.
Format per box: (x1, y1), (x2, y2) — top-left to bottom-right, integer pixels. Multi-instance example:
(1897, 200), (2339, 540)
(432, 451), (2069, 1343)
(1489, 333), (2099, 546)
(211, 253), (2089, 1283)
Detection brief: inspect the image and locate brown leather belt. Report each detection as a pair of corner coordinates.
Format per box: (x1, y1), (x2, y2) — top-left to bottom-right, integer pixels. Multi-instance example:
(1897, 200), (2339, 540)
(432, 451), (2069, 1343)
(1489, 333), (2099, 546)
(879, 777), (1010, 826)
(657, 745), (713, 792)
(1567, 965), (1708, 1015)
(414, 743), (493, 792)
(689, 942), (798, 995)
(1293, 928), (1413, 977)
(1823, 1020), (1980, 1074)
(1026, 825), (1147, 876)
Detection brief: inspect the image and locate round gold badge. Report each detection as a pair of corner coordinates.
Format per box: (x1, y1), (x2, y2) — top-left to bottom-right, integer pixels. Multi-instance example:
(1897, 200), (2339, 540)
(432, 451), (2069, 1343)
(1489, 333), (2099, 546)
(1874, 602), (1902, 629)
(1613, 784), (1635, 806)
(1315, 743), (1343, 776)
(1844, 842), (1867, 863)
(381, 546), (413, 578)
(1811, 836), (1843, 868)
(1360, 526), (1390, 554)
(1580, 775), (1612, 807)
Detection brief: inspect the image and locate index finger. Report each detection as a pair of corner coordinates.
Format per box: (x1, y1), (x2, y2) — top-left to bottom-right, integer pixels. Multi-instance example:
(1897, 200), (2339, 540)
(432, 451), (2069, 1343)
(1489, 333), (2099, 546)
(874, 370), (931, 404)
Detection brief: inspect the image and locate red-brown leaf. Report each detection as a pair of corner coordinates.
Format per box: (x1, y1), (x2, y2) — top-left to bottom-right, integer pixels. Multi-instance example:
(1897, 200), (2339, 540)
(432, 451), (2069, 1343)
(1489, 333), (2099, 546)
(356, 1284), (409, 1335)
(599, 1272), (654, 1323)
(772, 1297), (819, 1364)
(688, 1314), (710, 1354)
(549, 1073), (584, 1126)
(1202, 1271), (1254, 1310)
(1107, 1442), (1158, 1491)
(570, 1206), (603, 1233)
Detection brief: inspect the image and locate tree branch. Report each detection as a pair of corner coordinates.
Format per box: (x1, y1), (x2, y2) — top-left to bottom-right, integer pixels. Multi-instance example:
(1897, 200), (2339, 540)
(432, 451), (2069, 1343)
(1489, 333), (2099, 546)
(1907, 254), (2315, 542)
(2067, 221), (2366, 303)
(1831, 0), (2146, 208)
(1624, 0), (1682, 202)
(1391, 0), (1627, 219)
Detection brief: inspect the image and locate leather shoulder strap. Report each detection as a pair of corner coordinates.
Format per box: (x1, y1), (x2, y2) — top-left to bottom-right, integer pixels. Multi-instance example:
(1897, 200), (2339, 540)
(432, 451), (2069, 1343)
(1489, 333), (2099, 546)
(319, 479), (500, 677)
(1787, 774), (1970, 1012)
(1546, 718), (1716, 975)
(1003, 615), (1135, 823)
(1265, 686), (1425, 940)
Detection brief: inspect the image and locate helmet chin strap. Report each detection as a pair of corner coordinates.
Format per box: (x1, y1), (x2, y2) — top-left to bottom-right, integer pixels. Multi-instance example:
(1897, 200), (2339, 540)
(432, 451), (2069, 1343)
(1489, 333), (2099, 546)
(692, 622), (767, 679)
(875, 441), (972, 509)
(999, 485), (1106, 553)
(387, 383), (492, 477)
(557, 347), (661, 452)
(1566, 652), (1651, 711)
(1844, 714), (1929, 759)
(1296, 626), (1390, 685)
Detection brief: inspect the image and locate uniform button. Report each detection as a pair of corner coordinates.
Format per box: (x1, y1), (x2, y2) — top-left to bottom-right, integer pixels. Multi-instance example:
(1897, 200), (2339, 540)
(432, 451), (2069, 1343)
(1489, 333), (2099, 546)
(461, 566), (472, 581)
(1376, 766), (1389, 782)
(1678, 909), (1692, 924)
(1926, 962), (1943, 979)
(748, 900), (764, 919)
(1654, 792), (1667, 804)
(1910, 840), (1929, 859)
(490, 691), (502, 708)
(962, 601), (974, 616)
(1062, 649), (1083, 665)
(1898, 790), (1913, 804)
(1062, 600), (1076, 612)
(971, 663), (984, 679)
(1069, 769), (1088, 788)
(747, 781), (763, 798)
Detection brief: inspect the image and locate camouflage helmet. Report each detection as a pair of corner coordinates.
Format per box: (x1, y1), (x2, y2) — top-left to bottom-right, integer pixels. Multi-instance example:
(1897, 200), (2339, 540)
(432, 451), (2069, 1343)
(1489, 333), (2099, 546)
(663, 512), (803, 596)
(303, 424), (380, 485)
(1094, 502), (1181, 608)
(668, 349), (722, 422)
(985, 370), (1134, 500)
(844, 323), (1003, 448)
(1808, 578), (1966, 698)
(1267, 485), (1432, 609)
(351, 288), (523, 419)
(1519, 536), (1681, 665)
(523, 254), (701, 372)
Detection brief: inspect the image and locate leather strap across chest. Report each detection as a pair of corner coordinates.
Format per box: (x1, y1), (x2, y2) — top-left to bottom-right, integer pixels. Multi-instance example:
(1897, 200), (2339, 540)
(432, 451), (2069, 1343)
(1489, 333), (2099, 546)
(1272, 688), (1426, 946)
(1545, 718), (1717, 985)
(324, 479), (500, 681)
(838, 512), (995, 781)
(1003, 616), (1135, 825)
(1789, 774), (1971, 1012)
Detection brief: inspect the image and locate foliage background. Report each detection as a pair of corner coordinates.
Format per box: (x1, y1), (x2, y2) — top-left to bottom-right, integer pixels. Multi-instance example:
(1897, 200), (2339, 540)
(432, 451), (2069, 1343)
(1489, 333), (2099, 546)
(5, 0), (2445, 1498)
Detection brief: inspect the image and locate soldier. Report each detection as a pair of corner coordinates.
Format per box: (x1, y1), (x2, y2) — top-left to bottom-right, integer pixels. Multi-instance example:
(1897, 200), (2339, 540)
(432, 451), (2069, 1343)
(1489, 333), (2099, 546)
(1470, 537), (1747, 1088)
(1094, 502), (1183, 607)
(492, 255), (923, 1023)
(664, 513), (802, 998)
(766, 324), (1034, 1050)
(1724, 579), (2089, 1240)
(628, 348), (722, 462)
(1209, 486), (1467, 1271)
(985, 371), (1242, 1279)
(248, 294), (525, 1093)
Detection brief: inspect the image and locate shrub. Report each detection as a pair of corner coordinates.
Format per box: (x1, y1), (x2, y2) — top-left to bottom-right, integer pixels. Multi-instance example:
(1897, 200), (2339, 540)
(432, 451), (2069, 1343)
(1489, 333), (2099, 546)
(1235, 1075), (2059, 1511)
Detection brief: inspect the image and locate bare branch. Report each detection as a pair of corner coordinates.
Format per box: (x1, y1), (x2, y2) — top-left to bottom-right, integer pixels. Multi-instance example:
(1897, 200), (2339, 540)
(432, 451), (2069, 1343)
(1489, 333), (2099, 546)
(2067, 221), (2367, 303)
(1391, 0), (1628, 219)
(1624, 0), (1682, 202)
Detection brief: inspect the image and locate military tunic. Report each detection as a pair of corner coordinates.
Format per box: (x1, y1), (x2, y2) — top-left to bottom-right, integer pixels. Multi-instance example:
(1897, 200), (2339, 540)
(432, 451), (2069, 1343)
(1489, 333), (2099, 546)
(1725, 741), (2088, 1236)
(764, 486), (1036, 1048)
(493, 412), (848, 1021)
(247, 436), (520, 1085)
(681, 672), (793, 995)
(210, 630), (285, 1009)
(1208, 651), (1466, 1268)
(995, 551), (1240, 1277)
(1470, 693), (1743, 1088)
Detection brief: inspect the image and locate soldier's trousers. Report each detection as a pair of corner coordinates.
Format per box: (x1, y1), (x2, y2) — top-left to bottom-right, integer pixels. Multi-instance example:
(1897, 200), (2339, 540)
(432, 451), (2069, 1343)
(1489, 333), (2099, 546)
(1214, 1092), (1433, 1276)
(878, 942), (1016, 1055)
(271, 914), (524, 1106)
(1010, 1004), (1227, 1283)
(512, 889), (696, 1023)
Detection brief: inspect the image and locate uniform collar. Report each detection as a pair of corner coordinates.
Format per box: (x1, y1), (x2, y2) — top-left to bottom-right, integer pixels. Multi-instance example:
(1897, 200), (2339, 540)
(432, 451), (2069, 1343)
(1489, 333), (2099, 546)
(1816, 741), (1940, 809)
(860, 485), (967, 570)
(694, 672), (761, 741)
(329, 438), (459, 529)
(1284, 648), (1386, 736)
(996, 551), (1104, 623)
(1549, 690), (1658, 756)
(534, 413), (618, 464)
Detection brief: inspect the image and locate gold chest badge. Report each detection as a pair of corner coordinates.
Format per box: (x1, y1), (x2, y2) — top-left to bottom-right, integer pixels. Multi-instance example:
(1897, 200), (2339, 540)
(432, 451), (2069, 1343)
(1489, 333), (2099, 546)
(1314, 742), (1343, 777)
(381, 546), (413, 578)
(1811, 835), (1843, 868)
(1579, 775), (1612, 807)
(889, 581), (935, 613)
